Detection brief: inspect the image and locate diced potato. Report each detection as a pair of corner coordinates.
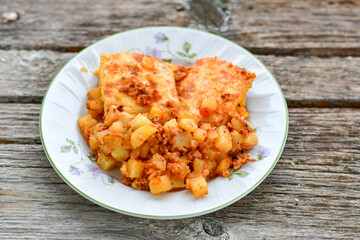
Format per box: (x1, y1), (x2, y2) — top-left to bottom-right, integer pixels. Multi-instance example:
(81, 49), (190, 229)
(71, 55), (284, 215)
(78, 114), (98, 134)
(206, 128), (218, 141)
(201, 96), (217, 111)
(242, 133), (258, 148)
(87, 87), (102, 101)
(130, 113), (153, 130)
(97, 153), (118, 171)
(171, 177), (185, 189)
(186, 175), (208, 198)
(111, 145), (129, 162)
(126, 158), (145, 179)
(215, 126), (232, 152)
(167, 161), (190, 180)
(118, 112), (134, 124)
(173, 131), (192, 149)
(104, 105), (121, 126)
(89, 134), (100, 153)
(200, 123), (211, 130)
(139, 144), (150, 159)
(87, 99), (103, 118)
(109, 121), (127, 134)
(178, 118), (198, 132)
(207, 160), (218, 177)
(130, 125), (158, 148)
(130, 147), (141, 159)
(164, 119), (178, 133)
(193, 128), (207, 143)
(216, 157), (232, 177)
(96, 130), (123, 155)
(231, 117), (245, 132)
(149, 174), (173, 195)
(230, 130), (243, 152)
(178, 110), (200, 125)
(202, 148), (220, 161)
(148, 105), (164, 119)
(193, 158), (204, 174)
(120, 161), (128, 176)
(149, 153), (167, 171)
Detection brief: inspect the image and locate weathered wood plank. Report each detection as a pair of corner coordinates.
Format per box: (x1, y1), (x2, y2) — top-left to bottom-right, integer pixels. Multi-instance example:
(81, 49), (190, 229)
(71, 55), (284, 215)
(0, 108), (359, 239)
(1, 0), (360, 56)
(1, 50), (360, 106)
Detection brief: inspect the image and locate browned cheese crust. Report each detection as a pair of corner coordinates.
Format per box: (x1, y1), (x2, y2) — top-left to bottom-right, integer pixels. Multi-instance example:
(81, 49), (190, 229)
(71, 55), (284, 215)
(177, 57), (256, 126)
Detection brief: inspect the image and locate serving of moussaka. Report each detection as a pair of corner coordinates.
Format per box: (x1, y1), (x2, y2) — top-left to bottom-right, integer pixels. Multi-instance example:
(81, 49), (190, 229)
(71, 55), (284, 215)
(78, 52), (258, 198)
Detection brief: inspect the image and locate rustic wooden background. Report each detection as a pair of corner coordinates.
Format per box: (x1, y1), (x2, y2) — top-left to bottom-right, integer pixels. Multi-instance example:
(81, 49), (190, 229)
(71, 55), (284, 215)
(1, 0), (359, 239)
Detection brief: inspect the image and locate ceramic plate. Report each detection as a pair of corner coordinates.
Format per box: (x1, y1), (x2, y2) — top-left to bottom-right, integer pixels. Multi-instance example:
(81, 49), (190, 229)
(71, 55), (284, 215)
(40, 26), (288, 219)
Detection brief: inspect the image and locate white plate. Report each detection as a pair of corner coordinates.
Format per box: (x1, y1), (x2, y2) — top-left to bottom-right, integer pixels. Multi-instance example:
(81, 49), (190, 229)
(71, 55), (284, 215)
(40, 26), (288, 219)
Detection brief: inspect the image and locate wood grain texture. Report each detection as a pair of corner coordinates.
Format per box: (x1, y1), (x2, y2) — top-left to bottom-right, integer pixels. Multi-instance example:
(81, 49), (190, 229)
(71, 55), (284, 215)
(1, 50), (360, 107)
(0, 107), (359, 239)
(1, 0), (360, 56)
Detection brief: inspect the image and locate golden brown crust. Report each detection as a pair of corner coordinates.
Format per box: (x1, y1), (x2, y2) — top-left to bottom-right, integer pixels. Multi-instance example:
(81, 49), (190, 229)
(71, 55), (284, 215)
(177, 57), (256, 125)
(98, 52), (180, 115)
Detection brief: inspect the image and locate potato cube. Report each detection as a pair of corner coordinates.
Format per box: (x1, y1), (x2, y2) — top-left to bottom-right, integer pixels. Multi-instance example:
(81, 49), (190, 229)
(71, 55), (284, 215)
(139, 144), (150, 158)
(242, 133), (258, 149)
(193, 158), (204, 174)
(230, 130), (243, 152)
(164, 119), (178, 133)
(173, 131), (192, 149)
(149, 174), (173, 195)
(179, 118), (198, 132)
(87, 87), (102, 101)
(171, 177), (185, 189)
(130, 125), (158, 148)
(148, 105), (164, 119)
(193, 129), (207, 143)
(200, 123), (211, 130)
(186, 175), (208, 198)
(130, 113), (153, 130)
(207, 160), (218, 177)
(104, 105), (121, 126)
(231, 117), (245, 132)
(130, 147), (141, 159)
(89, 134), (100, 153)
(127, 158), (145, 179)
(118, 111), (134, 124)
(87, 99), (103, 118)
(149, 153), (167, 171)
(78, 114), (97, 134)
(178, 110), (200, 125)
(111, 146), (129, 162)
(96, 130), (123, 155)
(97, 153), (118, 171)
(215, 126), (232, 152)
(109, 121), (127, 134)
(120, 161), (128, 176)
(215, 157), (232, 177)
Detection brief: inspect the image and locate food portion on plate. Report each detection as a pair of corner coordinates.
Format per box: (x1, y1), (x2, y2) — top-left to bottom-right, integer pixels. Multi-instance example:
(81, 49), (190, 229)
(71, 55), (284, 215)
(78, 52), (258, 198)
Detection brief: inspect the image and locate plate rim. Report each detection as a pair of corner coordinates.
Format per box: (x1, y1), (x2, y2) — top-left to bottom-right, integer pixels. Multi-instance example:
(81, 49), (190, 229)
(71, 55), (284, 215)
(39, 26), (289, 219)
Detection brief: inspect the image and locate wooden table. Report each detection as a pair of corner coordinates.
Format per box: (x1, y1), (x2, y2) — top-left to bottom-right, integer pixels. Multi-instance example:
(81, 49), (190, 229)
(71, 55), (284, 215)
(1, 0), (359, 239)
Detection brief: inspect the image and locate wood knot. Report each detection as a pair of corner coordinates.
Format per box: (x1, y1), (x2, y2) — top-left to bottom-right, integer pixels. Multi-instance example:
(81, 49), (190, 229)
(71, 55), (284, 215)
(202, 220), (224, 237)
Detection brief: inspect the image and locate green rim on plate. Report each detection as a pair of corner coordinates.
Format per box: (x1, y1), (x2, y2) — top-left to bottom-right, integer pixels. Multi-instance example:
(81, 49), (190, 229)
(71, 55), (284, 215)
(39, 26), (289, 219)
